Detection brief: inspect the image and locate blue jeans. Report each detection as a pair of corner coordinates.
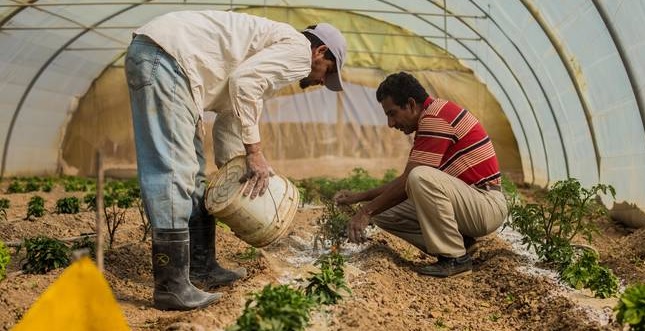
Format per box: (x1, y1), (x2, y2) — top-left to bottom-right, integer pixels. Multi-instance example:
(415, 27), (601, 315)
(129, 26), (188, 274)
(125, 35), (208, 229)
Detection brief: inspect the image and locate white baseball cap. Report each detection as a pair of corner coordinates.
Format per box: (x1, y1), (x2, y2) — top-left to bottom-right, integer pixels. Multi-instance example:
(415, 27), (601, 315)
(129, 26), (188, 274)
(304, 23), (347, 91)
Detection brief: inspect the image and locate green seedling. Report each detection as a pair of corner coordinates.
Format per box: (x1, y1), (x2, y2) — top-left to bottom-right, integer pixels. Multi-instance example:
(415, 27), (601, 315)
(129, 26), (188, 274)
(236, 247), (259, 261)
(19, 236), (70, 274)
(304, 252), (351, 305)
(314, 201), (353, 250)
(615, 283), (645, 331)
(41, 178), (54, 192)
(434, 318), (446, 329)
(55, 197), (80, 214)
(0, 198), (10, 221)
(26, 195), (45, 219)
(559, 246), (618, 299)
(227, 284), (314, 331)
(63, 176), (95, 192)
(24, 178), (40, 192)
(7, 180), (25, 194)
(0, 240), (10, 281)
(83, 193), (96, 211)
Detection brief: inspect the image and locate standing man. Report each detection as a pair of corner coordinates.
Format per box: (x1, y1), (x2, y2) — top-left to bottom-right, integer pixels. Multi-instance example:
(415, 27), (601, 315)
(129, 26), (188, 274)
(125, 10), (346, 310)
(335, 72), (506, 278)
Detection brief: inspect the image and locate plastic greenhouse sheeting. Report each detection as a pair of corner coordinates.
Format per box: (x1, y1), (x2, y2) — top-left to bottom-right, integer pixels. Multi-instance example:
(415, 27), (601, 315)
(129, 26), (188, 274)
(1, 1), (644, 223)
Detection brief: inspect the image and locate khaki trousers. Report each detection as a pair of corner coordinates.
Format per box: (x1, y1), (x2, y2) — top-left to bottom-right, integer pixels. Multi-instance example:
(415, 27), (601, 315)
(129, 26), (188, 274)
(372, 166), (507, 258)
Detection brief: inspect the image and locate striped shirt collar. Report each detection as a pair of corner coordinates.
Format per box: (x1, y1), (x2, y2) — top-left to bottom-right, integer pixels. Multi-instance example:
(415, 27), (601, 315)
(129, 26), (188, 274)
(423, 96), (434, 110)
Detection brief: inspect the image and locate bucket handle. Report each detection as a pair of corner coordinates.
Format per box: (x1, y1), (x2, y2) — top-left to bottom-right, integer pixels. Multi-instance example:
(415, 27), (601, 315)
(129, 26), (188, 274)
(267, 180), (282, 225)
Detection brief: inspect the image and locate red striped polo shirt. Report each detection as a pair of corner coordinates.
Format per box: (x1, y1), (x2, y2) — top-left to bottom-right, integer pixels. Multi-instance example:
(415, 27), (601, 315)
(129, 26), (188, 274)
(409, 97), (501, 186)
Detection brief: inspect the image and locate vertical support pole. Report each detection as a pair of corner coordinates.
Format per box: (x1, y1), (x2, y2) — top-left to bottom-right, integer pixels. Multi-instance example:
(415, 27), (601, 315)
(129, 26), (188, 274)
(336, 93), (345, 157)
(95, 151), (105, 272)
(444, 0), (448, 52)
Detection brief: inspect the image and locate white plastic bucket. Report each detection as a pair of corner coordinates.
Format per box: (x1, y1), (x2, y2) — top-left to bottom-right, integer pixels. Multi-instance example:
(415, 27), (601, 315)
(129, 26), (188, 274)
(204, 156), (299, 247)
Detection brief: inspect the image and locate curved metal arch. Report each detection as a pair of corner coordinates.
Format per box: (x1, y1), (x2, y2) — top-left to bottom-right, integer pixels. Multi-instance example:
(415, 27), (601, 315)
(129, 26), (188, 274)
(0, 1), (151, 179)
(592, 0), (645, 135)
(467, 0), (570, 179)
(1, 0), (541, 182)
(373, 0), (537, 184)
(0, 0), (34, 27)
(520, 0), (601, 180)
(424, 0), (552, 184)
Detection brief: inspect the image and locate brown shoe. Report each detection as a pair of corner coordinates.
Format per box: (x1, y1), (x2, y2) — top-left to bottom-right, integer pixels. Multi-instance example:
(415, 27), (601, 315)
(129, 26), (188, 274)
(417, 254), (472, 278)
(463, 236), (478, 254)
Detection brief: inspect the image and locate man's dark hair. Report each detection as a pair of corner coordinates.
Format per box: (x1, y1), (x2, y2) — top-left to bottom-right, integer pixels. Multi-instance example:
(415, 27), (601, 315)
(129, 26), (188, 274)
(302, 25), (336, 63)
(376, 72), (429, 107)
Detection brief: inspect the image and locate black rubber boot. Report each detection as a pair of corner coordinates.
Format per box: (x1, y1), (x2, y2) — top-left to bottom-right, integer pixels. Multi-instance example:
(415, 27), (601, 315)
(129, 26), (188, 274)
(189, 218), (247, 289)
(152, 229), (222, 310)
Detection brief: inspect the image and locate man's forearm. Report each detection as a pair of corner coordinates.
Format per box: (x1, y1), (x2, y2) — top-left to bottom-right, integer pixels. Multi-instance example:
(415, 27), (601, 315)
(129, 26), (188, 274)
(356, 178), (400, 202)
(244, 142), (261, 154)
(360, 175), (407, 216)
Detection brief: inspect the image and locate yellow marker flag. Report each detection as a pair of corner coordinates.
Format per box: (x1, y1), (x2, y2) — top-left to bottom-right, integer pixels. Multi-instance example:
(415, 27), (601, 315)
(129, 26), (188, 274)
(13, 257), (130, 331)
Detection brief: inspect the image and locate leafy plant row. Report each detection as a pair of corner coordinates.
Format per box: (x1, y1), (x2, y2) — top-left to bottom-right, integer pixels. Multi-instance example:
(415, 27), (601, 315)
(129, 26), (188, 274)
(294, 167), (396, 206)
(5, 176), (96, 194)
(2, 178), (150, 247)
(503, 177), (645, 330)
(0, 235), (96, 276)
(2, 194), (124, 220)
(227, 252), (351, 331)
(504, 177), (619, 298)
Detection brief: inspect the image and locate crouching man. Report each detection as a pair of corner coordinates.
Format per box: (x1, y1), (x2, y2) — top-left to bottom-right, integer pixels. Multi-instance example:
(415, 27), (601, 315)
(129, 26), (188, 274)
(335, 72), (507, 277)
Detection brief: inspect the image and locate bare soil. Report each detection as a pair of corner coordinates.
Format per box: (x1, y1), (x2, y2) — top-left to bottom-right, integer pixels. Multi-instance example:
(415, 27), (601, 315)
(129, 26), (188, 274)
(1, 184), (643, 331)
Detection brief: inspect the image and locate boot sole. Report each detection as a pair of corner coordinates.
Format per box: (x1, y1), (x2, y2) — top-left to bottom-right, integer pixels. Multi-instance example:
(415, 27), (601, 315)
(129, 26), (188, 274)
(417, 269), (473, 278)
(154, 293), (222, 311)
(190, 268), (248, 289)
(448, 269), (472, 278)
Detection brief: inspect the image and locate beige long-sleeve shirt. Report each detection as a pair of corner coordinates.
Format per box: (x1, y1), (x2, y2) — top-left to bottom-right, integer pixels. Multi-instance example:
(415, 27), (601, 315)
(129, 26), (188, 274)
(135, 10), (312, 144)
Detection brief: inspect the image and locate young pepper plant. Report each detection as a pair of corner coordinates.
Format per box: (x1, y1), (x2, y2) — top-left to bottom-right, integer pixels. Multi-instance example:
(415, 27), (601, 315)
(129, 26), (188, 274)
(19, 236), (70, 274)
(561, 249), (619, 298)
(26, 195), (46, 219)
(507, 178), (615, 266)
(304, 252), (351, 305)
(0, 240), (10, 281)
(55, 196), (81, 214)
(615, 283), (645, 331)
(314, 200), (353, 251)
(227, 284), (314, 331)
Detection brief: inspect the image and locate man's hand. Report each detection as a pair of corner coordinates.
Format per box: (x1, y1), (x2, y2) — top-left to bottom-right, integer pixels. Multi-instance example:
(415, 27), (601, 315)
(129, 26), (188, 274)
(347, 208), (371, 244)
(240, 149), (274, 199)
(333, 189), (354, 205)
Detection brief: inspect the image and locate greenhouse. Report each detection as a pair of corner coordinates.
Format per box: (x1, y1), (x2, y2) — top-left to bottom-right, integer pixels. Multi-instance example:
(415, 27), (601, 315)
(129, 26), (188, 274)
(1, 1), (644, 330)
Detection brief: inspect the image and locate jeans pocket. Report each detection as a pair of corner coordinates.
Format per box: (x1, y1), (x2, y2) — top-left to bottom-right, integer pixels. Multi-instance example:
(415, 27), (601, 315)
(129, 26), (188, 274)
(125, 44), (160, 90)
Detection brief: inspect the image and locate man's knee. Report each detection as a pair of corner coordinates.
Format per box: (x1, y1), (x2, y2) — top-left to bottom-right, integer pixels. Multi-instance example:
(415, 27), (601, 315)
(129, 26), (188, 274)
(406, 166), (443, 193)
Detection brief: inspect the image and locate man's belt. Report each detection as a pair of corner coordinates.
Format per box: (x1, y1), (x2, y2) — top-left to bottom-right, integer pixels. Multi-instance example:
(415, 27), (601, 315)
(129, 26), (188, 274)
(475, 183), (502, 192)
